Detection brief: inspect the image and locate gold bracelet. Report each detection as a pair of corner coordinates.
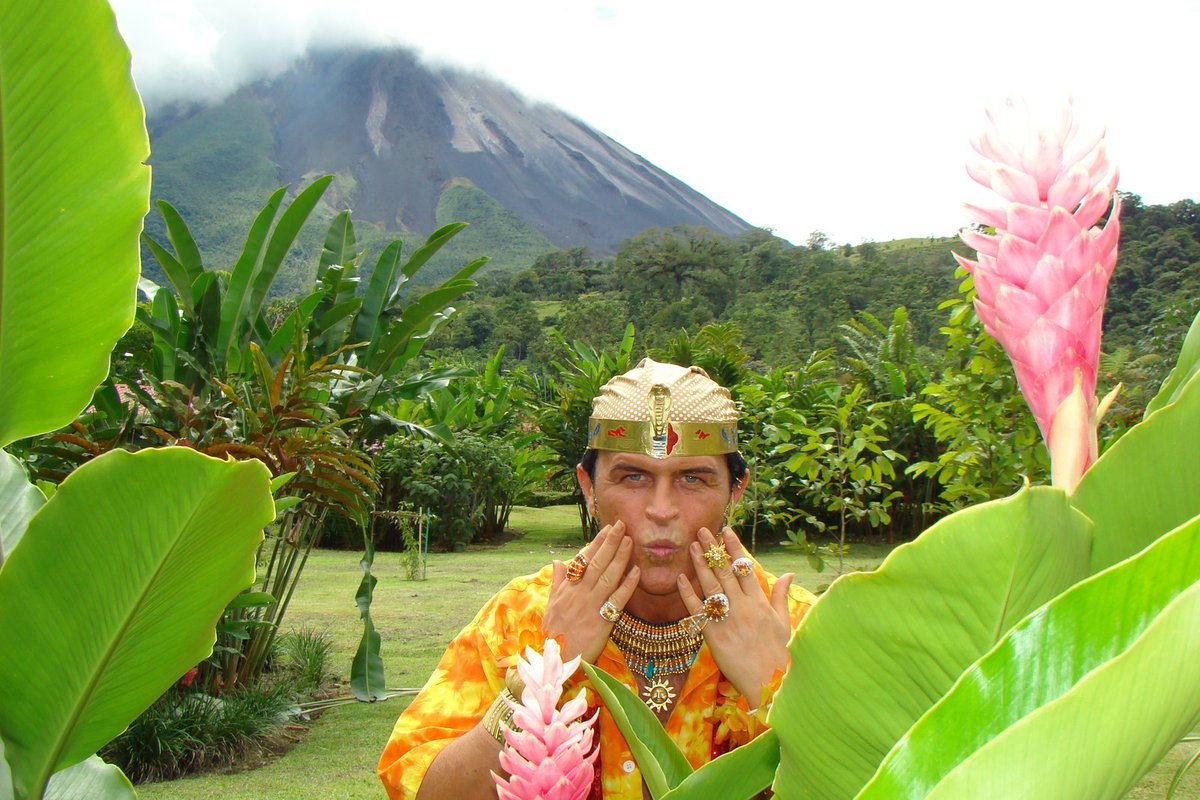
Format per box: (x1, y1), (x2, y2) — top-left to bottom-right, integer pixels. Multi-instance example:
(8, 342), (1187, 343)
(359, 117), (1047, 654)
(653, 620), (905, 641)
(482, 689), (519, 745)
(482, 668), (528, 745)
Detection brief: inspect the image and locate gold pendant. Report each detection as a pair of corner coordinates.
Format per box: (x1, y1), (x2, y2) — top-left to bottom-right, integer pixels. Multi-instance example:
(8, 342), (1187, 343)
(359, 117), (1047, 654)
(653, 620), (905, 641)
(641, 676), (677, 713)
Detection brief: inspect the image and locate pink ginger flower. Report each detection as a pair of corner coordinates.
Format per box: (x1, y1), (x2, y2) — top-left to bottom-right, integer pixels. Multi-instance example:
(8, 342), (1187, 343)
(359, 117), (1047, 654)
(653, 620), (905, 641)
(956, 98), (1122, 493)
(493, 638), (598, 800)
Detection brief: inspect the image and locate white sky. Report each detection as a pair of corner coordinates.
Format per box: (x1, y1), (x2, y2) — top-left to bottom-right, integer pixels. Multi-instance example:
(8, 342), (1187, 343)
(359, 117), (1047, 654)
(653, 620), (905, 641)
(110, 0), (1199, 246)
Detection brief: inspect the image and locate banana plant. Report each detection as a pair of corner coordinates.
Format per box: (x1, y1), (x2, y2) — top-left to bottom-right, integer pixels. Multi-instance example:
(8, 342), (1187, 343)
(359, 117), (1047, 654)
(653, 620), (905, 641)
(0, 3), (276, 799)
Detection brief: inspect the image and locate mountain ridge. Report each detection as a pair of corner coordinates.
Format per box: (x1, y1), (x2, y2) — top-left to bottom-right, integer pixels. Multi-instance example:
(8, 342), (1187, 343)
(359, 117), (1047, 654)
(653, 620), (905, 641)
(144, 46), (753, 286)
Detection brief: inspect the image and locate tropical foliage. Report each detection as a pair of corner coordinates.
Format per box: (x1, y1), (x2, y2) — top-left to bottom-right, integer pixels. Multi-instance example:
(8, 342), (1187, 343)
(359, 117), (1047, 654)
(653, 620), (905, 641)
(0, 5), (274, 800)
(579, 99), (1200, 800)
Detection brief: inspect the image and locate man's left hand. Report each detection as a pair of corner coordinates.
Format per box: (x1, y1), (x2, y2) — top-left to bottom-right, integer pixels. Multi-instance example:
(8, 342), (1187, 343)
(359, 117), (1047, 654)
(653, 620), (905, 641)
(677, 527), (794, 703)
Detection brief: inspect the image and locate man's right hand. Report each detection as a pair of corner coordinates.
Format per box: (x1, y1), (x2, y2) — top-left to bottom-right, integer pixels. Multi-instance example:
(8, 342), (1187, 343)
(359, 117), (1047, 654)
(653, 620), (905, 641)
(542, 520), (640, 664)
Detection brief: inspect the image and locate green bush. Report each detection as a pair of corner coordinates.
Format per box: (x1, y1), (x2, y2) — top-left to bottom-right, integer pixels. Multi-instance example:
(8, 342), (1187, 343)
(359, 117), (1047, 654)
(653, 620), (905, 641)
(374, 432), (517, 550)
(100, 682), (294, 784)
(277, 627), (335, 695)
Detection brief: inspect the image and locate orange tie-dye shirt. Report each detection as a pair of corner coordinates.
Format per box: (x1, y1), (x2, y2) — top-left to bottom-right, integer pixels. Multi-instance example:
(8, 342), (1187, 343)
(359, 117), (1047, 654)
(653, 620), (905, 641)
(378, 562), (815, 800)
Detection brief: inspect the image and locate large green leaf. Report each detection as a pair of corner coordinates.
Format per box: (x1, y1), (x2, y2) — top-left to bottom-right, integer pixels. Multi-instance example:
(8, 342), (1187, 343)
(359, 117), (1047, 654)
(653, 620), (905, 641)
(1145, 308), (1200, 417)
(770, 486), (1092, 800)
(1073, 364), (1200, 574)
(662, 729), (779, 800)
(350, 538), (386, 702)
(858, 514), (1200, 799)
(0, 0), (150, 447)
(0, 450), (42, 559)
(44, 756), (134, 800)
(352, 240), (404, 346)
(581, 662), (693, 798)
(0, 448), (274, 798)
(367, 276), (483, 377)
(214, 187), (286, 371)
(1, 737), (12, 800)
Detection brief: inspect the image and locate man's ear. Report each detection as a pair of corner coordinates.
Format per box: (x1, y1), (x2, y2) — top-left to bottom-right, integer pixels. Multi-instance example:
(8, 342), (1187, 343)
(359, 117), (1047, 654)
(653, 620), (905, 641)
(730, 466), (749, 505)
(576, 463), (594, 509)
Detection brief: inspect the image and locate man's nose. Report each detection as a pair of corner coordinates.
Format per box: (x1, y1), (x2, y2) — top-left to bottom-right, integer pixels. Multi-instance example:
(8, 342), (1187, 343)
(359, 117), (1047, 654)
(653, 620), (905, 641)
(644, 481), (679, 524)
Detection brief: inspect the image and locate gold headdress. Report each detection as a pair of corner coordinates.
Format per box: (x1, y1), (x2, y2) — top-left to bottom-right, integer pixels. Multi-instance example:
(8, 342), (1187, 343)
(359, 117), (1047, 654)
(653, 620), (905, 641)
(587, 358), (738, 459)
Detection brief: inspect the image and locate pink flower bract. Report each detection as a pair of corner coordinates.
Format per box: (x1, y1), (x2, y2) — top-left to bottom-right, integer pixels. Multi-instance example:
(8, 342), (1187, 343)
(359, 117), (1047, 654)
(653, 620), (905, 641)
(493, 638), (598, 800)
(956, 98), (1121, 492)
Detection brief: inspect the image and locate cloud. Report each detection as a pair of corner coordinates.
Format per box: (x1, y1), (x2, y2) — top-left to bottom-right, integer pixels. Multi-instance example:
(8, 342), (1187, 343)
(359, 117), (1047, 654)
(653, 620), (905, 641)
(111, 0), (411, 108)
(108, 0), (1198, 244)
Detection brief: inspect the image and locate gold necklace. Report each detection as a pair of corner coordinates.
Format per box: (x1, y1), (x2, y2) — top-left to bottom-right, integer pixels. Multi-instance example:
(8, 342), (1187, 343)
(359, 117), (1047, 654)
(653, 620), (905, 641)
(611, 612), (702, 712)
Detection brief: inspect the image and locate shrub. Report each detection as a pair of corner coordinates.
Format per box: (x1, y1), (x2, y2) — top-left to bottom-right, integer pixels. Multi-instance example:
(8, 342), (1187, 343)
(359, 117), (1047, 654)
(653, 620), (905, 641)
(374, 432), (518, 550)
(277, 627), (335, 695)
(101, 682), (294, 784)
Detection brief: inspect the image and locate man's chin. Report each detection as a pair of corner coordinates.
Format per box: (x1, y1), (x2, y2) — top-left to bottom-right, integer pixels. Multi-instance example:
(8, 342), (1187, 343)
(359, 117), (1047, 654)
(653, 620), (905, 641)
(635, 565), (691, 595)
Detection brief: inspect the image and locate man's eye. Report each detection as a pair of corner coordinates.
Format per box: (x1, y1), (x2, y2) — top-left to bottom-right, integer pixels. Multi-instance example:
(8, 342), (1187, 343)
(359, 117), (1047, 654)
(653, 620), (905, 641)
(623, 473), (646, 483)
(682, 475), (702, 485)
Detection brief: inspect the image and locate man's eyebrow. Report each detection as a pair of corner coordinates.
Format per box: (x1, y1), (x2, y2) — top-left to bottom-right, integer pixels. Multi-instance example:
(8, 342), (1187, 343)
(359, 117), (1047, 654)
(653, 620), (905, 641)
(680, 466), (718, 475)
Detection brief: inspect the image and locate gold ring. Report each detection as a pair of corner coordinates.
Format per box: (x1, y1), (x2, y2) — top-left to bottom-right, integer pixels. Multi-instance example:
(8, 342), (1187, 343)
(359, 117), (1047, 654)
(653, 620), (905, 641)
(703, 592), (730, 622)
(682, 612), (709, 636)
(566, 553), (588, 582)
(732, 557), (754, 578)
(703, 542), (730, 569)
(599, 601), (620, 623)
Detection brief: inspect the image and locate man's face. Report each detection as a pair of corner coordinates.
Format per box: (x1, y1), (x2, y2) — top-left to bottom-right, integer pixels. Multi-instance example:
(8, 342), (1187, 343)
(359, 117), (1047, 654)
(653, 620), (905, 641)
(579, 451), (744, 599)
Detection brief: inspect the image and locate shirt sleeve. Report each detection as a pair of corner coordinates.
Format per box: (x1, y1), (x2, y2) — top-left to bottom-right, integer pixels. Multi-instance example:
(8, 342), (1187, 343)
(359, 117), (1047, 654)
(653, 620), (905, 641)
(377, 601), (506, 800)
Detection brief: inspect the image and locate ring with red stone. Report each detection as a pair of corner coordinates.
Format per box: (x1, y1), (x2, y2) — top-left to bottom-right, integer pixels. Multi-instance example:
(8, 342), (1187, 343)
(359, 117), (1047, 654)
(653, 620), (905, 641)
(566, 553), (589, 582)
(731, 557), (754, 578)
(703, 592), (730, 622)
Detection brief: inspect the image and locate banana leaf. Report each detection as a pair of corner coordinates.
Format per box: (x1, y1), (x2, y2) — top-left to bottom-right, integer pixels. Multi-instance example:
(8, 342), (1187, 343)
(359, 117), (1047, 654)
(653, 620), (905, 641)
(1073, 355), (1200, 574)
(43, 756), (134, 800)
(858, 513), (1200, 799)
(581, 662), (693, 798)
(662, 729), (779, 800)
(769, 486), (1092, 800)
(351, 536), (386, 701)
(0, 451), (42, 559)
(352, 240), (405, 346)
(1, 737), (11, 799)
(1144, 308), (1200, 417)
(0, 0), (150, 447)
(0, 449), (274, 798)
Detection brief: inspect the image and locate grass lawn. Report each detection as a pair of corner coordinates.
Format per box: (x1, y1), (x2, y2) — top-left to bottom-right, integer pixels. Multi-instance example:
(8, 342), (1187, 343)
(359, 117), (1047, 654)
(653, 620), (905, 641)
(137, 506), (1197, 799)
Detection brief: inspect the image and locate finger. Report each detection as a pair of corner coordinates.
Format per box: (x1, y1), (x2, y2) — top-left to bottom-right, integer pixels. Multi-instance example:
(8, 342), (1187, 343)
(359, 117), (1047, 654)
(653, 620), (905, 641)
(771, 573), (795, 619)
(696, 527), (739, 594)
(675, 573), (705, 616)
(551, 559), (566, 590)
(605, 565), (641, 613)
(593, 537), (632, 594)
(585, 519), (626, 580)
(721, 528), (761, 592)
(689, 539), (726, 598)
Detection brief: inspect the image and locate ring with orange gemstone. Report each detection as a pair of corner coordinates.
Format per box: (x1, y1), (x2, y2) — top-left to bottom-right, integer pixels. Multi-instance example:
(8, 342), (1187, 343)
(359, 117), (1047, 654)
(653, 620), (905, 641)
(732, 557), (754, 578)
(599, 600), (620, 623)
(702, 542), (730, 569)
(566, 553), (589, 582)
(703, 592), (730, 622)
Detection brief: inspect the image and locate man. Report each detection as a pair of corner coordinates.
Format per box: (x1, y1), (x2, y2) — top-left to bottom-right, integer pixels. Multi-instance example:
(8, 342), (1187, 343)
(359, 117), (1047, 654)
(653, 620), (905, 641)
(379, 359), (816, 799)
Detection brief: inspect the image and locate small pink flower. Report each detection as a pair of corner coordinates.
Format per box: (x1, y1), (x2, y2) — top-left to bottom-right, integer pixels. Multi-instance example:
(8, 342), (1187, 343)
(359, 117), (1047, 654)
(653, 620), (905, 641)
(956, 98), (1121, 492)
(493, 639), (598, 800)
(180, 667), (199, 688)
